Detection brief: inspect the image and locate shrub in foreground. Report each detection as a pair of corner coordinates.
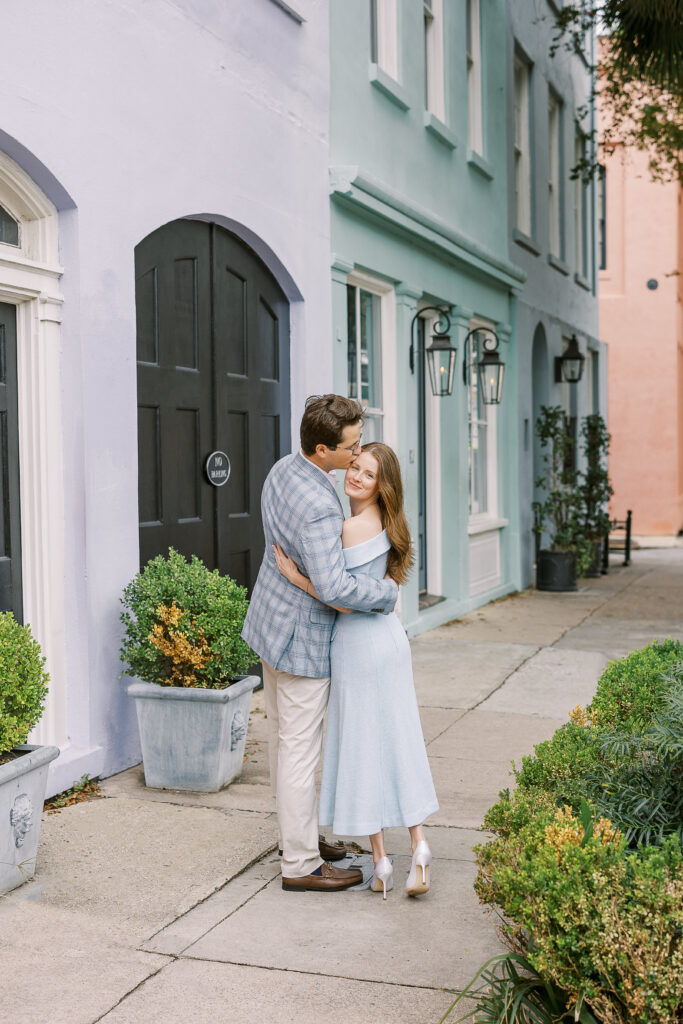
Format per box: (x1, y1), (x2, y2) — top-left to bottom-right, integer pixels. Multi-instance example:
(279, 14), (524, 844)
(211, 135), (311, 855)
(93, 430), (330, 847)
(0, 612), (49, 755)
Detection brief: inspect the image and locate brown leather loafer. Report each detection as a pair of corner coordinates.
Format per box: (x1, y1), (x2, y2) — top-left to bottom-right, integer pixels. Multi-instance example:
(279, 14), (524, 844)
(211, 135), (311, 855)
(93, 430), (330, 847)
(318, 834), (348, 861)
(282, 861), (363, 892)
(277, 836), (349, 861)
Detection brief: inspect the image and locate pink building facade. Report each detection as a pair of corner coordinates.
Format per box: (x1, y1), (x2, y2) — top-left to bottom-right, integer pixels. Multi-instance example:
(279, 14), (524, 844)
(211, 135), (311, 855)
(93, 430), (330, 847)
(599, 141), (683, 539)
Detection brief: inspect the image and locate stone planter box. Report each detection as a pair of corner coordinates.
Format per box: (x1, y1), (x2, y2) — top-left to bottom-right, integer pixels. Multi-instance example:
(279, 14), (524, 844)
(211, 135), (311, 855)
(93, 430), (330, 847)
(536, 549), (577, 592)
(127, 675), (260, 792)
(1, 743), (59, 894)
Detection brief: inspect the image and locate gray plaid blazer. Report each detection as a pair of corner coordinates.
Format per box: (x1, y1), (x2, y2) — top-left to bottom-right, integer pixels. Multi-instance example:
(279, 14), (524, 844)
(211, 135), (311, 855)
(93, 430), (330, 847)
(242, 452), (398, 678)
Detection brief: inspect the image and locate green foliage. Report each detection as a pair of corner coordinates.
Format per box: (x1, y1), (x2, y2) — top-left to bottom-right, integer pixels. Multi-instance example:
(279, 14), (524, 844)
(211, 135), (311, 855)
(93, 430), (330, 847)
(0, 612), (49, 756)
(475, 797), (683, 1024)
(533, 406), (582, 552)
(583, 664), (683, 846)
(120, 548), (255, 689)
(551, 2), (683, 183)
(440, 951), (600, 1024)
(514, 722), (609, 805)
(588, 639), (683, 730)
(579, 414), (613, 541)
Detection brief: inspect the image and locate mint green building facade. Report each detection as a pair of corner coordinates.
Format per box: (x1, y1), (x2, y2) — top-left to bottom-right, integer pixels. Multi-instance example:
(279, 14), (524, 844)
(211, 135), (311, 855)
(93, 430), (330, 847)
(329, 0), (526, 635)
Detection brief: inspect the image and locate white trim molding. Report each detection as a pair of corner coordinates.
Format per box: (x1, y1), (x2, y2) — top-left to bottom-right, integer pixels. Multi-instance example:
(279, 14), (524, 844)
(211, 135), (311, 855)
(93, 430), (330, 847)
(0, 150), (101, 788)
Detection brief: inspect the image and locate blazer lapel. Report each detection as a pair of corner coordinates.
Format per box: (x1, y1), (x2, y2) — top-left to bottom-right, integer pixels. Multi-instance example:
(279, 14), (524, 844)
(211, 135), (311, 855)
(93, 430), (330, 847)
(294, 451), (342, 505)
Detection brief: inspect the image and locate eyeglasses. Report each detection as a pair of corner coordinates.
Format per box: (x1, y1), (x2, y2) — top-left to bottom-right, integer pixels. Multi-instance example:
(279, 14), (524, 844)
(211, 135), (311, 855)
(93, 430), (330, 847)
(328, 436), (362, 454)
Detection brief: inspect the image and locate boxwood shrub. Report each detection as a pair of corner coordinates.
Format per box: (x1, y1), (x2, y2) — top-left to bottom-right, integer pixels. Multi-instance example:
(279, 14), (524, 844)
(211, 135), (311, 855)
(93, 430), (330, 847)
(0, 612), (49, 756)
(120, 548), (255, 689)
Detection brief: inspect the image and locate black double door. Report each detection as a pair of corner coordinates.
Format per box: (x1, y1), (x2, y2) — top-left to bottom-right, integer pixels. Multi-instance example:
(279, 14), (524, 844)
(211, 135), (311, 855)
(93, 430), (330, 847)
(0, 303), (22, 620)
(135, 220), (290, 591)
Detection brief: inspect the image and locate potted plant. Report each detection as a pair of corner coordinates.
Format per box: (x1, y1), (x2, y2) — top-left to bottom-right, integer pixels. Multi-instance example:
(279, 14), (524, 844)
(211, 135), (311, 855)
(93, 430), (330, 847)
(0, 612), (58, 894)
(121, 548), (258, 793)
(578, 413), (613, 578)
(533, 406), (590, 591)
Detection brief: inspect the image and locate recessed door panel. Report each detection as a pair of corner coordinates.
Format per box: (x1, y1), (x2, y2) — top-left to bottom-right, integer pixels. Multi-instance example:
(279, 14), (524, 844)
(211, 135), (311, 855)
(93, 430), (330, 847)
(136, 221), (290, 592)
(0, 304), (22, 621)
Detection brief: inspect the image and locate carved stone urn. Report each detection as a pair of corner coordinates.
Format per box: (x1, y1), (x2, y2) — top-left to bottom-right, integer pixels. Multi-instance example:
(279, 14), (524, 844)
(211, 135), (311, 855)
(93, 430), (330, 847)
(1, 743), (59, 894)
(127, 675), (259, 792)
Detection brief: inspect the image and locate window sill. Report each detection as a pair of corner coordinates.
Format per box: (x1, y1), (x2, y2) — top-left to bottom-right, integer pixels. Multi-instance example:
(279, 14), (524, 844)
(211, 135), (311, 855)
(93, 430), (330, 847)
(467, 149), (494, 180)
(574, 271), (592, 292)
(369, 64), (410, 111)
(513, 229), (541, 256)
(468, 516), (509, 536)
(423, 111), (458, 150)
(547, 253), (570, 276)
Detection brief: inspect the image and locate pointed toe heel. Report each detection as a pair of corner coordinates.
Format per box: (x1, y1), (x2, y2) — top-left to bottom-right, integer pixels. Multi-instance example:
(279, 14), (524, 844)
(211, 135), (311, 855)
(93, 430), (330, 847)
(371, 856), (393, 900)
(405, 840), (432, 897)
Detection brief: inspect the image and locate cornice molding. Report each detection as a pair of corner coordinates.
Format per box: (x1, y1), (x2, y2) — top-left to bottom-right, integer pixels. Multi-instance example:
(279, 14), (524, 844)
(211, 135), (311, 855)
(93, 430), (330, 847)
(329, 166), (526, 292)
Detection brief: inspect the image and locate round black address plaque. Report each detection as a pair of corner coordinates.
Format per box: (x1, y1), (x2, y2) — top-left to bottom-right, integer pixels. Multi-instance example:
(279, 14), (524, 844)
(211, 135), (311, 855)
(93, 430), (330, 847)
(205, 451), (231, 487)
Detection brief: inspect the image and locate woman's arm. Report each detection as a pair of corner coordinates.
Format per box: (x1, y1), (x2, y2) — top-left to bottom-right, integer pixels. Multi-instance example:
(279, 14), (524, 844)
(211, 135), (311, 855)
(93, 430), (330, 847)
(273, 544), (350, 613)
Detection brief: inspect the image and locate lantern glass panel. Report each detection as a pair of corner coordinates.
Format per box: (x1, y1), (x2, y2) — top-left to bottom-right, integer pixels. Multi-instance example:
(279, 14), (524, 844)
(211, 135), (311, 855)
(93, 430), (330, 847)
(478, 358), (504, 404)
(427, 344), (455, 396)
(562, 357), (584, 383)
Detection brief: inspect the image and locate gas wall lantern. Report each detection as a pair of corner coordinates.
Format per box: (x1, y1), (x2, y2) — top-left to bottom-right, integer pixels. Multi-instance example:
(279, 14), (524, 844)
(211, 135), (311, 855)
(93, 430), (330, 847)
(462, 327), (505, 405)
(554, 334), (585, 384)
(409, 307), (456, 397)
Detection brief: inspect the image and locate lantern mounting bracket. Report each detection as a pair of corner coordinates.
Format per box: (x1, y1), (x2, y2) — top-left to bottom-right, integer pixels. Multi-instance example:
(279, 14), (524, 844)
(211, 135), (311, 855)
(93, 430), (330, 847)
(462, 326), (505, 405)
(409, 306), (452, 375)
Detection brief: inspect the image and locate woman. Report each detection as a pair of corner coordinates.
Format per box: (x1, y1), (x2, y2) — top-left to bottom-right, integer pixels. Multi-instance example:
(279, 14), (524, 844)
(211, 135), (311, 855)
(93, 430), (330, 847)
(274, 441), (438, 898)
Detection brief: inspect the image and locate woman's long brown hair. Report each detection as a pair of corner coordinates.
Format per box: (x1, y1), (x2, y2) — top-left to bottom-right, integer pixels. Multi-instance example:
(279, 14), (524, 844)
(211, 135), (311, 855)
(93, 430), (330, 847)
(361, 442), (414, 585)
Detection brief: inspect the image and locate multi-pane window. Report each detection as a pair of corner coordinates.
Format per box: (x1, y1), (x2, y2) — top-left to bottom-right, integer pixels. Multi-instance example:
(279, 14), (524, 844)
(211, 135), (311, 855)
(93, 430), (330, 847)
(370, 0), (398, 79)
(0, 204), (19, 246)
(424, 0), (445, 119)
(466, 0), (483, 153)
(548, 91), (563, 256)
(467, 328), (497, 518)
(513, 55), (532, 235)
(598, 164), (606, 270)
(574, 130), (588, 277)
(347, 284), (383, 441)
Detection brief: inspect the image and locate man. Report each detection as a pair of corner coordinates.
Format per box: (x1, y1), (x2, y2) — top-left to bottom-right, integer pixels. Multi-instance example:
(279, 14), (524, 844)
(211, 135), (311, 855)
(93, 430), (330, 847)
(242, 395), (398, 892)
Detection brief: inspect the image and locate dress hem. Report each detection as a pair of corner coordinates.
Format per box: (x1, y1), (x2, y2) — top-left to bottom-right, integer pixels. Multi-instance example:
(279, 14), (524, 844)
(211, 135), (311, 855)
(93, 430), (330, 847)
(319, 800), (439, 836)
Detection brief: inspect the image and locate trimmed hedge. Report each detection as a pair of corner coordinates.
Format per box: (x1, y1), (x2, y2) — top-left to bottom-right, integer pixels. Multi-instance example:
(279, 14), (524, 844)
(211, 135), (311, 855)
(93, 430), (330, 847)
(0, 612), (49, 755)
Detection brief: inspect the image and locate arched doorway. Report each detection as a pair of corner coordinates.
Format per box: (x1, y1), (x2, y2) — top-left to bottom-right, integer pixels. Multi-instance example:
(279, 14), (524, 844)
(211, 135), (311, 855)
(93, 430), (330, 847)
(531, 323), (549, 519)
(135, 218), (291, 590)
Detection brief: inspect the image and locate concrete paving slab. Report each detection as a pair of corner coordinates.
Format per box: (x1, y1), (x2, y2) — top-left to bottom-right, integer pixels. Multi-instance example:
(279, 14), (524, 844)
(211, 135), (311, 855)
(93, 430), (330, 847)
(143, 857), (282, 956)
(101, 763), (278, 814)
(184, 857), (503, 991)
(33, 796), (277, 942)
(0, 894), (170, 1024)
(99, 959), (459, 1024)
(418, 705), (468, 742)
(477, 647), (608, 718)
(411, 640), (538, 708)
(440, 590), (608, 646)
(555, 619), (683, 659)
(428, 709), (566, 763)
(429, 756), (514, 808)
(593, 586), (683, 621)
(428, 795), (503, 830)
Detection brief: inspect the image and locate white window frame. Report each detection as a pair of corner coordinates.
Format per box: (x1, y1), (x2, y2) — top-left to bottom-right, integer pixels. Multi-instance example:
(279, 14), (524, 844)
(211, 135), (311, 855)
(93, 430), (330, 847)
(548, 90), (563, 257)
(513, 54), (532, 235)
(424, 0), (445, 120)
(371, 0), (399, 80)
(346, 271), (397, 449)
(467, 0), (483, 154)
(467, 318), (499, 526)
(574, 129), (588, 277)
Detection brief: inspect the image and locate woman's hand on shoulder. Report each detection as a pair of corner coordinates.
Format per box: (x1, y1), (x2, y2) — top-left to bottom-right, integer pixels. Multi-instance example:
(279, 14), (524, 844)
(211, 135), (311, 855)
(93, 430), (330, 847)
(273, 543), (308, 591)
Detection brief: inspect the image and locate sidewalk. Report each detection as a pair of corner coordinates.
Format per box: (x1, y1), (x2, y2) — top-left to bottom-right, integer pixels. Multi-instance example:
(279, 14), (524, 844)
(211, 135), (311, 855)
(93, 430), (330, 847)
(2, 551), (682, 1024)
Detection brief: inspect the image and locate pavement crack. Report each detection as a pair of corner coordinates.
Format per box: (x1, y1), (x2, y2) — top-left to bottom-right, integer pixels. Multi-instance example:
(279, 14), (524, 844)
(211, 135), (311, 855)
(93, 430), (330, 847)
(89, 955), (176, 1023)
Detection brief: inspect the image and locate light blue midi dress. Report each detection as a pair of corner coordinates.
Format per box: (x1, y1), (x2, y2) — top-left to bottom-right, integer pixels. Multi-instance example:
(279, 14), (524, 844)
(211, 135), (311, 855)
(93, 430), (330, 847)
(319, 529), (439, 836)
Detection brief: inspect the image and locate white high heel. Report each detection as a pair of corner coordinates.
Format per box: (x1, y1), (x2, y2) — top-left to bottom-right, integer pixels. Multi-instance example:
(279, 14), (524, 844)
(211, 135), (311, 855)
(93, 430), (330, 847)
(405, 840), (432, 896)
(371, 856), (393, 899)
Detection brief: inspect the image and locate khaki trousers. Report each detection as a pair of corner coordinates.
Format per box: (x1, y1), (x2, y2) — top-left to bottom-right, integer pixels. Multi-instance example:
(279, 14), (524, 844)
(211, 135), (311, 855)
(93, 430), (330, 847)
(262, 660), (330, 878)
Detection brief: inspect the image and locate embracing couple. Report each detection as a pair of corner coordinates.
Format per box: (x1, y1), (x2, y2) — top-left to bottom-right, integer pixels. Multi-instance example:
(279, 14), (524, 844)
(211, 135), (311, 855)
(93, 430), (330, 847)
(242, 395), (438, 897)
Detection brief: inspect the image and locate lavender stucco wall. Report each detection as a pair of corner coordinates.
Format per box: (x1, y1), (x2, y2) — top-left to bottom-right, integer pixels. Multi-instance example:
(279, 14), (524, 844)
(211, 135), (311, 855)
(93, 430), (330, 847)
(0, 0), (331, 783)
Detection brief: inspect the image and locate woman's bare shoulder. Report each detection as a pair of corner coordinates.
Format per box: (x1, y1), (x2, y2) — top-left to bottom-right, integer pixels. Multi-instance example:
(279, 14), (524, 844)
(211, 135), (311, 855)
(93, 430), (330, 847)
(342, 511), (384, 548)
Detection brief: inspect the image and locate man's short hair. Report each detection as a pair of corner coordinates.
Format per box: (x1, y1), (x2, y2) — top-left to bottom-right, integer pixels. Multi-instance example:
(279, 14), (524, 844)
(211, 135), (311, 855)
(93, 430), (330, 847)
(300, 394), (364, 455)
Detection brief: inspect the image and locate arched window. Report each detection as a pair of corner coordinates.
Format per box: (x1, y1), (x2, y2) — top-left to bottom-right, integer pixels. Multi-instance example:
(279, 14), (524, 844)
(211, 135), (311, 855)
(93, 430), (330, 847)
(0, 203), (19, 246)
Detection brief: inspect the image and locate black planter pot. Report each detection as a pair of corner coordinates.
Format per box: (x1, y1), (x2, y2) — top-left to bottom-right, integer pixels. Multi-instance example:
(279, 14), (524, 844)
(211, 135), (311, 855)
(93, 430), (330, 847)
(536, 549), (577, 592)
(584, 540), (603, 579)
